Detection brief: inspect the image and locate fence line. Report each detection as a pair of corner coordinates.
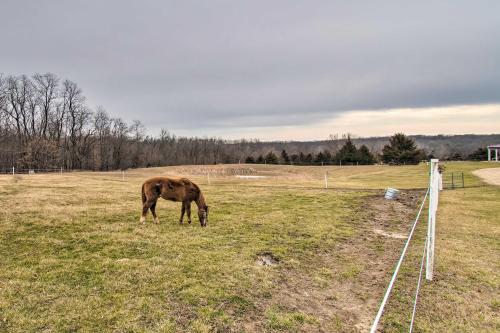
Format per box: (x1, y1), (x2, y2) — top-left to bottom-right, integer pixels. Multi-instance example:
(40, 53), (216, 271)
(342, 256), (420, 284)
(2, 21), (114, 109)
(1, 168), (432, 193)
(369, 188), (429, 333)
(0, 167), (64, 174)
(370, 159), (442, 332)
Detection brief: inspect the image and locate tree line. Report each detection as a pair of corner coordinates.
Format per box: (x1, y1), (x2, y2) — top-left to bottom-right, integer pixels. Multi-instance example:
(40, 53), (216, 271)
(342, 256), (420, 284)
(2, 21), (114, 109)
(245, 137), (377, 165)
(245, 133), (430, 165)
(0, 73), (493, 171)
(0, 73), (233, 170)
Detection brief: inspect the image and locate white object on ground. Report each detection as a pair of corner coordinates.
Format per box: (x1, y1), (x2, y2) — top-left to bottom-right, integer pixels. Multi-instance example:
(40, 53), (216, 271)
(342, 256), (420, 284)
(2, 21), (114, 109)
(384, 187), (400, 199)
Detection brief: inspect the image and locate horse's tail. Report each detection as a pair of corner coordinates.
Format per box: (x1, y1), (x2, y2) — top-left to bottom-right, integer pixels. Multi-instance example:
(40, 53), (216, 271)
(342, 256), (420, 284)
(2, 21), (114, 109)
(141, 183), (147, 204)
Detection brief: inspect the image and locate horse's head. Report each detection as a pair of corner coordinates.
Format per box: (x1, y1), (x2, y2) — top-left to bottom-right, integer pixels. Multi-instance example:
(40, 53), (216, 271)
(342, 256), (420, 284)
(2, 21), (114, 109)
(198, 205), (208, 227)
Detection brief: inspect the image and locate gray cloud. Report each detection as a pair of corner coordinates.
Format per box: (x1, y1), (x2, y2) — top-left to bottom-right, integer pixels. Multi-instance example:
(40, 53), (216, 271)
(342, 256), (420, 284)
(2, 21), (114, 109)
(1, 0), (499, 135)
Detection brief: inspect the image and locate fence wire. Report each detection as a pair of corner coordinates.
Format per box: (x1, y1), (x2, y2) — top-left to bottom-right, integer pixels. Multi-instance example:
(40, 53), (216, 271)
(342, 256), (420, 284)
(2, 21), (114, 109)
(369, 188), (429, 333)
(410, 234), (428, 333)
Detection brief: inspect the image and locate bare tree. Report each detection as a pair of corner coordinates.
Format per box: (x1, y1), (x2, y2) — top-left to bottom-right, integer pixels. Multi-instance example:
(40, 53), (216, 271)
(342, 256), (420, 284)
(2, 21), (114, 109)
(129, 120), (145, 167)
(111, 117), (129, 169)
(94, 106), (112, 170)
(33, 73), (59, 139)
(62, 80), (93, 169)
(4, 75), (30, 145)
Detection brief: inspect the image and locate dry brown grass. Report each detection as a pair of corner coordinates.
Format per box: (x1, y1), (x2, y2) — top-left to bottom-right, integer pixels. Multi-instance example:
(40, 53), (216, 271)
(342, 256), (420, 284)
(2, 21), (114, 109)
(0, 162), (498, 332)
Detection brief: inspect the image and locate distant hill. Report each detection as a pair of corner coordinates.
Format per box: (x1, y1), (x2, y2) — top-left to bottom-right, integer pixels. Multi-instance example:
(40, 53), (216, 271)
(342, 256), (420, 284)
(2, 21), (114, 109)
(234, 134), (500, 160)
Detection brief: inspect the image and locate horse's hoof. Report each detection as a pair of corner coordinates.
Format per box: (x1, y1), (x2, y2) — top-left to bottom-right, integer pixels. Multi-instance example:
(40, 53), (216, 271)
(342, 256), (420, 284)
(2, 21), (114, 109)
(140, 216), (146, 224)
(188, 220), (192, 224)
(154, 218), (160, 224)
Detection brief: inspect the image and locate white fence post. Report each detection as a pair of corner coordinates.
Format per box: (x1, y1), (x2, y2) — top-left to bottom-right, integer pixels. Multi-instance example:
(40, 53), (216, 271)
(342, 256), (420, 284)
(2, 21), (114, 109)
(122, 170), (125, 181)
(324, 172), (328, 189)
(426, 159), (439, 281)
(12, 166), (14, 175)
(207, 171), (211, 185)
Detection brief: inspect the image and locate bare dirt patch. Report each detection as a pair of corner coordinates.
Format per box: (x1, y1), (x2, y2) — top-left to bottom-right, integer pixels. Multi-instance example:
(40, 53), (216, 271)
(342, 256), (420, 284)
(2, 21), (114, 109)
(256, 252), (280, 266)
(242, 189), (424, 332)
(373, 228), (407, 239)
(473, 167), (500, 186)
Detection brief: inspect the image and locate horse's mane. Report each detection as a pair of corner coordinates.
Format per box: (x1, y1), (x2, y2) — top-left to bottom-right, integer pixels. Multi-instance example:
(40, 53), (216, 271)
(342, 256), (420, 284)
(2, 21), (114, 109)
(182, 178), (206, 208)
(168, 178), (204, 204)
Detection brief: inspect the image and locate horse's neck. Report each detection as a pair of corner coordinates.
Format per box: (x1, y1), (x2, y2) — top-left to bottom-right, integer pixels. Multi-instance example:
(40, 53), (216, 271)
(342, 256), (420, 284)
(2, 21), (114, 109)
(195, 191), (206, 209)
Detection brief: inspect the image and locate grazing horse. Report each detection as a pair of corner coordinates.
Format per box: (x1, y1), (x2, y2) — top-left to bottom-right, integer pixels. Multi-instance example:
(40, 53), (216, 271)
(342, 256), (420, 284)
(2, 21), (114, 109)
(140, 177), (209, 227)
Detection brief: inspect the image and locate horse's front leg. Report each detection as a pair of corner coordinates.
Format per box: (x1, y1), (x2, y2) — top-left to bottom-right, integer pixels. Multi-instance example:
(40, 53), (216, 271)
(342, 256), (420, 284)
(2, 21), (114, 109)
(186, 201), (192, 224)
(179, 202), (186, 224)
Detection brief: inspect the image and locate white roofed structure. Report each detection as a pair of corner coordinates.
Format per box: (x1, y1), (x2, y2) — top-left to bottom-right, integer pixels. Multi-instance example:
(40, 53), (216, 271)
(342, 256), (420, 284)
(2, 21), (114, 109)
(487, 144), (500, 162)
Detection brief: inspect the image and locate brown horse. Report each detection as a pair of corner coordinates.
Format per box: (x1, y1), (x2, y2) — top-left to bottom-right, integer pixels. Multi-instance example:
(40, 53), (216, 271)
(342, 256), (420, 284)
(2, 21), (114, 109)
(140, 177), (209, 226)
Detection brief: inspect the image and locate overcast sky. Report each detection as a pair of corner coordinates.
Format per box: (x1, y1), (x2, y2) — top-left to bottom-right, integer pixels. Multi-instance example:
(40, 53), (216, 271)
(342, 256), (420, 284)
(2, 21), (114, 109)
(2, 0), (499, 140)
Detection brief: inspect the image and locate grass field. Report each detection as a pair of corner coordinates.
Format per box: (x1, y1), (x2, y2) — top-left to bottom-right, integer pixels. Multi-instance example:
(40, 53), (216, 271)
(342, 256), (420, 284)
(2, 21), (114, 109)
(0, 162), (498, 332)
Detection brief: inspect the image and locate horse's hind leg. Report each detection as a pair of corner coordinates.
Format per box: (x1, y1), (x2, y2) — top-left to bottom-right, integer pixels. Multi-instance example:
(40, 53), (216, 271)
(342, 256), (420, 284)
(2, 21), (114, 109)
(141, 198), (156, 224)
(179, 202), (186, 224)
(150, 201), (159, 224)
(140, 202), (149, 223)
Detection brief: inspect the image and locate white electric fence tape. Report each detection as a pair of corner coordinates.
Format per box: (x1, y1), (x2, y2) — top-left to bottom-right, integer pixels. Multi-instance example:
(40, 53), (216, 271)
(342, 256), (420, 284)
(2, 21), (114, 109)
(369, 188), (429, 333)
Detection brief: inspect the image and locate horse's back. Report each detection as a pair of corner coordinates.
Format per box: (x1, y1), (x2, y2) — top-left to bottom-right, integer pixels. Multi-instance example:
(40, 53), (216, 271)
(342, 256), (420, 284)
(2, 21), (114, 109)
(143, 176), (200, 200)
(143, 176), (182, 186)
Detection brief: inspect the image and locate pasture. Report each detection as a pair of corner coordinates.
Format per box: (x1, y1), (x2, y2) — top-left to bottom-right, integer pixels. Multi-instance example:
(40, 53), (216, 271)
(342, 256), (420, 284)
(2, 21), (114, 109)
(0, 163), (498, 332)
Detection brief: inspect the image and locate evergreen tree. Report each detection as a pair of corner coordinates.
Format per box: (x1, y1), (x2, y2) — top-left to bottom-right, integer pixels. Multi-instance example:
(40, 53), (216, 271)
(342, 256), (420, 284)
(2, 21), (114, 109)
(256, 155), (265, 164)
(357, 145), (375, 165)
(467, 147), (487, 161)
(335, 137), (358, 165)
(245, 156), (255, 163)
(447, 152), (464, 161)
(382, 133), (423, 165)
(314, 151), (325, 165)
(280, 150), (290, 164)
(290, 153), (300, 165)
(298, 152), (306, 165)
(265, 151), (279, 164)
(322, 150), (332, 164)
(304, 153), (313, 164)
(313, 150), (333, 165)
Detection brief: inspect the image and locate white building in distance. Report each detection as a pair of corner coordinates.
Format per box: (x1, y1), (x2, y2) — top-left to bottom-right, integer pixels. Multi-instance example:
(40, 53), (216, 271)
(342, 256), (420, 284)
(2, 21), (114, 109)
(487, 144), (500, 161)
